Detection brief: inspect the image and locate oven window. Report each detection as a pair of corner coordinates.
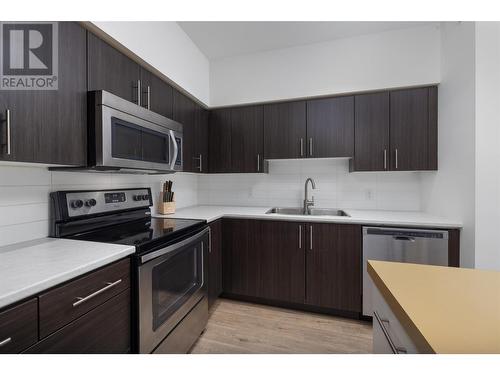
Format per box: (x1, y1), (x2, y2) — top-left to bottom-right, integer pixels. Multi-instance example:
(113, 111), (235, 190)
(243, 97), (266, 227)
(151, 243), (203, 330)
(142, 129), (169, 164)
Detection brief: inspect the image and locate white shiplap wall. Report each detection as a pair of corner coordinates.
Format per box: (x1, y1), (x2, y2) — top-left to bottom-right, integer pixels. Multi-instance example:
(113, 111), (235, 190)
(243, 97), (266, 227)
(0, 163), (199, 247)
(198, 159), (422, 211)
(0, 159), (423, 248)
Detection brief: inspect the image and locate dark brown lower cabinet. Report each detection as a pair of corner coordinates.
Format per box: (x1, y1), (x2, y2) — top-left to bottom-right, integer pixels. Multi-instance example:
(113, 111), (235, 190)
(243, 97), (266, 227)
(305, 223), (362, 313)
(222, 219), (305, 304)
(0, 298), (38, 354)
(208, 220), (223, 309)
(0, 258), (131, 354)
(222, 219), (361, 314)
(24, 289), (131, 354)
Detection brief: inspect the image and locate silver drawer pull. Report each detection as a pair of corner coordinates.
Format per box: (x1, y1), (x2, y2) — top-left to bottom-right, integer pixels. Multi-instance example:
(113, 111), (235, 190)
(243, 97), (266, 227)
(73, 279), (122, 307)
(373, 311), (407, 354)
(0, 337), (12, 347)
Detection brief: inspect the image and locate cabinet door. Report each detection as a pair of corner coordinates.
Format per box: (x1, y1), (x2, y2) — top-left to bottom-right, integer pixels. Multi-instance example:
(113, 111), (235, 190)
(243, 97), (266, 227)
(306, 223), (361, 313)
(263, 101), (306, 159)
(306, 96), (354, 158)
(231, 105), (264, 173)
(0, 22), (87, 165)
(25, 289), (130, 354)
(208, 220), (222, 309)
(194, 105), (209, 173)
(222, 219), (305, 304)
(140, 68), (173, 119)
(209, 108), (232, 173)
(352, 92), (390, 171)
(390, 87), (433, 171)
(173, 90), (196, 172)
(87, 32), (141, 104)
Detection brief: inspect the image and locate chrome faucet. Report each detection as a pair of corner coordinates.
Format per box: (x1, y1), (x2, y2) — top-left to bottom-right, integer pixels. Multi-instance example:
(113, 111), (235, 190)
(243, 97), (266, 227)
(303, 177), (316, 214)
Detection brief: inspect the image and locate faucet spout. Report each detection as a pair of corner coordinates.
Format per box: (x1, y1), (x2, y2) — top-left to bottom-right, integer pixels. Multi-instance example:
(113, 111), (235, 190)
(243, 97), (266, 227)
(303, 178), (317, 214)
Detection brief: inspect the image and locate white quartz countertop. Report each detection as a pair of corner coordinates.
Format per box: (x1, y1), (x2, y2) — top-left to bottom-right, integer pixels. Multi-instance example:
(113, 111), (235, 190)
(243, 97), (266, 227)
(0, 238), (135, 310)
(154, 205), (462, 229)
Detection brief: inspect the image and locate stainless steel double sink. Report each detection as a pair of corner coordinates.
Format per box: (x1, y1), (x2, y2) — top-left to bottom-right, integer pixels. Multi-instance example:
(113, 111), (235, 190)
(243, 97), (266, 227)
(265, 207), (349, 217)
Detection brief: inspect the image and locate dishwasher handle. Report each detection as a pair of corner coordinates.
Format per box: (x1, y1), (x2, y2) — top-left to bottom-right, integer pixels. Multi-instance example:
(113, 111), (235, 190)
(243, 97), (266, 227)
(363, 227), (448, 240)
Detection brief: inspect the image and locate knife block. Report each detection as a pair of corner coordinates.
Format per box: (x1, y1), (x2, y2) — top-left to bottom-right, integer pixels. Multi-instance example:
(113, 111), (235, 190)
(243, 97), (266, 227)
(158, 192), (176, 215)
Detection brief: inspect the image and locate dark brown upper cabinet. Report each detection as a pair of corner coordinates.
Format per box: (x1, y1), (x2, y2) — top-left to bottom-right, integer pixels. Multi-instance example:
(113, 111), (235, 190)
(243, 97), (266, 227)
(230, 105), (264, 173)
(209, 108), (232, 173)
(390, 87), (437, 171)
(306, 96), (354, 158)
(173, 89), (196, 172)
(351, 92), (390, 171)
(351, 86), (437, 172)
(193, 104), (209, 173)
(263, 101), (307, 159)
(139, 69), (173, 119)
(0, 22), (87, 165)
(305, 223), (361, 313)
(87, 32), (141, 105)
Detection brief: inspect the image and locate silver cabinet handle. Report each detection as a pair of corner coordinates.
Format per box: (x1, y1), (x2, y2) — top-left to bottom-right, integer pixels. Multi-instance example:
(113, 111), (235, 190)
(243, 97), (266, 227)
(0, 337), (12, 347)
(373, 311), (407, 354)
(395, 148), (398, 169)
(309, 138), (313, 156)
(147, 85), (151, 110)
(300, 138), (304, 157)
(384, 149), (387, 170)
(4, 109), (11, 155)
(257, 154), (260, 172)
(298, 225), (302, 249)
(73, 279), (122, 307)
(309, 225), (313, 250)
(199, 154), (203, 172)
(133, 80), (142, 106)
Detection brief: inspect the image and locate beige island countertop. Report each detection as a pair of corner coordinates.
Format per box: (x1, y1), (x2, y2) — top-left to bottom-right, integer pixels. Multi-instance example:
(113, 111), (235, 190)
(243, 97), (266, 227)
(368, 260), (500, 353)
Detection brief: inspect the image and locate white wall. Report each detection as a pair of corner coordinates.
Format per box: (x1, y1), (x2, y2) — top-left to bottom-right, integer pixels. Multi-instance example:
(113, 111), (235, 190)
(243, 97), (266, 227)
(210, 24), (441, 107)
(92, 22), (210, 105)
(420, 22), (476, 268)
(474, 22), (500, 270)
(198, 159), (422, 211)
(0, 164), (199, 247)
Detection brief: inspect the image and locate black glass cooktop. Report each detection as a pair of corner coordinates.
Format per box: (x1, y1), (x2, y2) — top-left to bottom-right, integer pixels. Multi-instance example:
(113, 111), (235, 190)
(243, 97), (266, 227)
(67, 217), (206, 252)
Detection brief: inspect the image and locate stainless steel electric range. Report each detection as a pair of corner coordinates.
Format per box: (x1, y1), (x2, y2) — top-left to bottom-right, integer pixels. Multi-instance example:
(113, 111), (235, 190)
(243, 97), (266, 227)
(50, 187), (209, 354)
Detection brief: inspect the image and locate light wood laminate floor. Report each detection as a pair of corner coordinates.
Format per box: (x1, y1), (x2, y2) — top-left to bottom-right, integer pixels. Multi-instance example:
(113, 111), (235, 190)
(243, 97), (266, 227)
(190, 299), (373, 354)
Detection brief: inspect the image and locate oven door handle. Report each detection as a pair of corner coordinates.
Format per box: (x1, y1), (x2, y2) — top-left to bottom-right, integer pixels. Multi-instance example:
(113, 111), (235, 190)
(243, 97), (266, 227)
(140, 227), (209, 264)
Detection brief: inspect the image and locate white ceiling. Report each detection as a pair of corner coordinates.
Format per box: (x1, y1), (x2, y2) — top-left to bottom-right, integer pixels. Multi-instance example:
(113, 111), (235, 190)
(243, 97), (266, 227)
(177, 21), (438, 60)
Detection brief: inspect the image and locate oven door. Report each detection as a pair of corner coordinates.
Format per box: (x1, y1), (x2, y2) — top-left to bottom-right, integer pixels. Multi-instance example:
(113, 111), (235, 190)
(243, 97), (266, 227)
(137, 227), (208, 353)
(96, 104), (183, 172)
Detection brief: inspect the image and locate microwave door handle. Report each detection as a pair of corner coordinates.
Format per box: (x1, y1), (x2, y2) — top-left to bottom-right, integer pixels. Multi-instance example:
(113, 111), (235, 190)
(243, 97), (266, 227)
(169, 130), (178, 170)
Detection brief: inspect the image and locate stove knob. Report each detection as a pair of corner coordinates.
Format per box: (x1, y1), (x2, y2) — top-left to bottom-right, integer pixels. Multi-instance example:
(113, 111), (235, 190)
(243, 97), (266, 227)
(85, 198), (97, 207)
(142, 195), (149, 201)
(134, 195), (142, 201)
(71, 199), (84, 209)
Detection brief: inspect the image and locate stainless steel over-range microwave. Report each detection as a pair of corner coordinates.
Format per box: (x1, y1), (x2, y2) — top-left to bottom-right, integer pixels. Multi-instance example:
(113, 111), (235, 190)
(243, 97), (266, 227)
(87, 90), (183, 173)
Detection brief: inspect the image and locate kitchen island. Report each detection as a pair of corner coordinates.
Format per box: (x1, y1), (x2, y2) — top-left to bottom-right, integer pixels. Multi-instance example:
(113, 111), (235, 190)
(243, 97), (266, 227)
(368, 260), (500, 353)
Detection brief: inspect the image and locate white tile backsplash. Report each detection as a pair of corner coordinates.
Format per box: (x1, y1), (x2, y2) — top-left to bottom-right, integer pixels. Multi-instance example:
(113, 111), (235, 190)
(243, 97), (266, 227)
(198, 159), (422, 211)
(0, 158), (422, 247)
(0, 164), (199, 247)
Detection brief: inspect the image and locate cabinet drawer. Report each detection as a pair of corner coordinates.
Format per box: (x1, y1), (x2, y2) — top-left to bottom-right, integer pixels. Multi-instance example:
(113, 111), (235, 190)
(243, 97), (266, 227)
(372, 285), (419, 354)
(25, 289), (130, 354)
(39, 258), (130, 338)
(0, 298), (38, 354)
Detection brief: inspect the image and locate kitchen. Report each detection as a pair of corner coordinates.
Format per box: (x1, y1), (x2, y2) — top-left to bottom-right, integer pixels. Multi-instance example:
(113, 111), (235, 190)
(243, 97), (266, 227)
(1, 2), (499, 373)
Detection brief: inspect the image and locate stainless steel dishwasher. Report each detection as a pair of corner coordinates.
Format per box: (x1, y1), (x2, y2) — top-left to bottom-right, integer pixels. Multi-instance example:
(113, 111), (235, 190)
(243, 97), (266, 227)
(362, 227), (449, 317)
